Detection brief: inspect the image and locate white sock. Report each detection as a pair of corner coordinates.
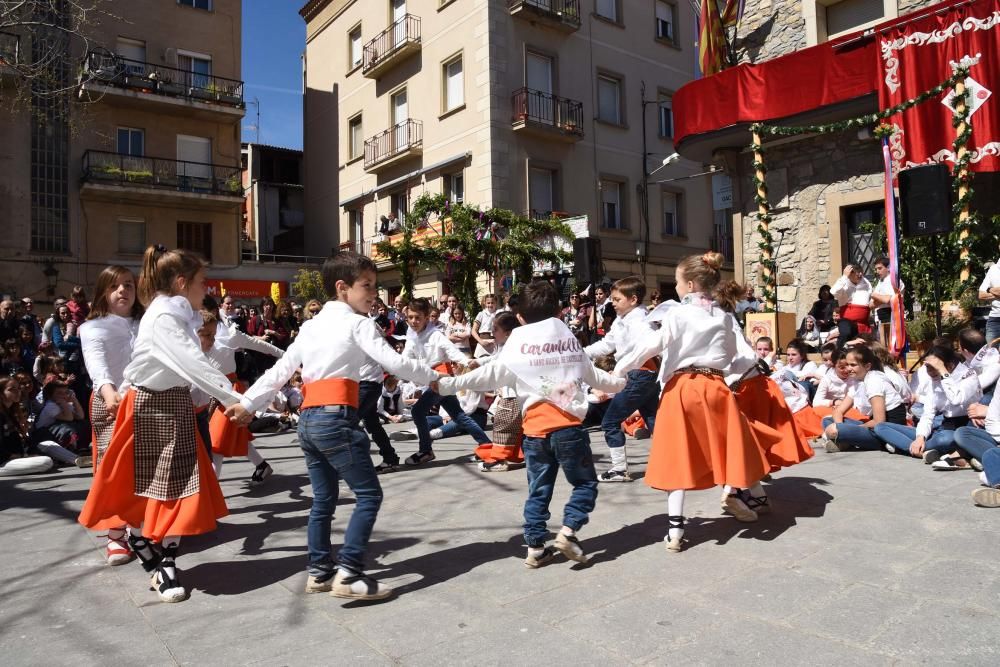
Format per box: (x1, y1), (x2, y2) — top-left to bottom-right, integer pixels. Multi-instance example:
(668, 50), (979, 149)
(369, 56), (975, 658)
(723, 484), (733, 495)
(247, 445), (265, 467)
(212, 453), (224, 478)
(609, 446), (627, 470)
(127, 526), (156, 562)
(107, 527), (126, 545)
(749, 482), (765, 498)
(430, 428), (443, 439)
(559, 526), (575, 537)
(160, 536), (181, 580)
(527, 546), (545, 557)
(666, 490), (686, 541)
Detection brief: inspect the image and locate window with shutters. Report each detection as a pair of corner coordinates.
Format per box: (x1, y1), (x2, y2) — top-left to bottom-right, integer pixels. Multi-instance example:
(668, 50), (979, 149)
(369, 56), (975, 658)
(116, 128), (144, 156)
(661, 190), (681, 236)
(118, 219), (146, 255)
(655, 1), (677, 44)
(597, 74), (622, 125)
(444, 171), (464, 204)
(601, 178), (626, 230)
(348, 114), (363, 161)
(348, 24), (362, 70)
(595, 0), (621, 23)
(442, 54), (464, 113)
(177, 221), (212, 261)
(658, 93), (673, 139)
(528, 165), (558, 219)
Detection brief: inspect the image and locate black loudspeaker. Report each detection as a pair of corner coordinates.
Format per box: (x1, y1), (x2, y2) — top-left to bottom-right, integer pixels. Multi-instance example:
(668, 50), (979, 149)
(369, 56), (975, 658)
(899, 164), (952, 237)
(573, 237), (602, 285)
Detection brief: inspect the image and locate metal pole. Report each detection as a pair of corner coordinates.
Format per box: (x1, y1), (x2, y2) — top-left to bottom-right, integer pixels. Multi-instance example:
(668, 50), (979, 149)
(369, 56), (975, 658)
(932, 233), (942, 336)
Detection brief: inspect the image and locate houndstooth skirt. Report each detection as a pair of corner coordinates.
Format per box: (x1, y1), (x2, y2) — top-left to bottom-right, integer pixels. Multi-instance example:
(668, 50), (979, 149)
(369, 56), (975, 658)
(133, 386), (200, 501)
(90, 392), (116, 466)
(491, 397), (523, 448)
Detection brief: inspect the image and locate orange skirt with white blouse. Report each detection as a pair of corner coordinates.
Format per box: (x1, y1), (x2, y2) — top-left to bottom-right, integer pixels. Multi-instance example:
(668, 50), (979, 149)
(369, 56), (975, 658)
(209, 380), (252, 458)
(645, 372), (771, 492)
(733, 375), (815, 472)
(78, 389), (228, 542)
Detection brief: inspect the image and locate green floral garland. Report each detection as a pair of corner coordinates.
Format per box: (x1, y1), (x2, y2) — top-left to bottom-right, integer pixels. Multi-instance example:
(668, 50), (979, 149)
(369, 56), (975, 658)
(748, 66), (973, 308)
(950, 80), (978, 287)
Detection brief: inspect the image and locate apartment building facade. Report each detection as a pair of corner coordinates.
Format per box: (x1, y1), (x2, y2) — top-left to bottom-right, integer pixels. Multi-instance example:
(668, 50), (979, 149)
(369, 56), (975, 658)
(0, 0), (245, 302)
(301, 0), (726, 302)
(240, 143), (307, 263)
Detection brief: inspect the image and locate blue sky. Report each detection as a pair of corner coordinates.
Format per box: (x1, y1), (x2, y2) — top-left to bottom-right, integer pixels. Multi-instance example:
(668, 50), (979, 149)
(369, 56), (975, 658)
(241, 0), (305, 149)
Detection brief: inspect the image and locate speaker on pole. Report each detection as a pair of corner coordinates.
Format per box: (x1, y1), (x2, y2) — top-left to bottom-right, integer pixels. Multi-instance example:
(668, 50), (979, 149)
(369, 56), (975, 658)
(899, 163), (952, 237)
(573, 237), (602, 285)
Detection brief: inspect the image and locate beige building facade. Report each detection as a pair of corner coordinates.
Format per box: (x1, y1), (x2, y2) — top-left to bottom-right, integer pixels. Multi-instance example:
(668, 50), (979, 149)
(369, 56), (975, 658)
(302, 0), (726, 301)
(0, 0), (245, 303)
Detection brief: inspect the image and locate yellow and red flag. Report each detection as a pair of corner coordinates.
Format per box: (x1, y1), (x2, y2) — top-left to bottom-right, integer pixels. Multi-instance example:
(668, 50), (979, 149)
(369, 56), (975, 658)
(699, 0), (727, 77)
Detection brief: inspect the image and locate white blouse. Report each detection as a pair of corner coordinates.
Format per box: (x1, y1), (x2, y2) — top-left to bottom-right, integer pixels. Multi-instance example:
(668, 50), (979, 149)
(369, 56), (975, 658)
(914, 362), (982, 438)
(209, 321), (283, 376)
(585, 306), (654, 363)
(80, 314), (139, 392)
(124, 295), (241, 407)
(615, 298), (746, 383)
(832, 275), (873, 307)
(855, 370), (905, 414)
(812, 368), (856, 407)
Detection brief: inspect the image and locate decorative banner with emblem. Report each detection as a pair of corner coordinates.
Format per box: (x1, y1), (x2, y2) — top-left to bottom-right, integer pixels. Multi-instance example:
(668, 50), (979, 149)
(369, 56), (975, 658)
(877, 0), (1000, 173)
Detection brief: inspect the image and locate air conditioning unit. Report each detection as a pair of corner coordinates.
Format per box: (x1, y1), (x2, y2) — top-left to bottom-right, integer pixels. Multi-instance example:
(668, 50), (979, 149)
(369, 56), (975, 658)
(163, 48), (177, 66)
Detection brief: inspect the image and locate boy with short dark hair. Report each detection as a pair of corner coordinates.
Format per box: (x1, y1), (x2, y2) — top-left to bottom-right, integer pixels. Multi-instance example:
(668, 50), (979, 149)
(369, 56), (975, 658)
(402, 297), (492, 466)
(583, 276), (658, 482)
(436, 280), (625, 567)
(229, 252), (439, 601)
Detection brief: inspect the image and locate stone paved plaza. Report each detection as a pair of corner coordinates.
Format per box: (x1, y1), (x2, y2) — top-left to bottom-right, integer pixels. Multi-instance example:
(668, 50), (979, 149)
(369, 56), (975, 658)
(2, 425), (998, 666)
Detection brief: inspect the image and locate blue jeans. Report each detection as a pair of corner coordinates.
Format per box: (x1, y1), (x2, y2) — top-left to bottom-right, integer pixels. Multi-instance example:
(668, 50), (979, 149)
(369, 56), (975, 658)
(359, 380), (397, 465)
(822, 416), (881, 451)
(412, 391), (491, 454)
(987, 317), (1000, 344)
(952, 426), (999, 463)
(297, 405), (383, 575)
(873, 422), (958, 456)
(428, 408), (488, 438)
(522, 426), (598, 547)
(982, 447), (1000, 487)
(601, 370), (659, 449)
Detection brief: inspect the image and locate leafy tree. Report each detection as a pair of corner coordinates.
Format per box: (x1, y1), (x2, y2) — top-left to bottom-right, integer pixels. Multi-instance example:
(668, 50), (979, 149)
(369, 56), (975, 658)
(375, 193), (574, 311)
(291, 268), (326, 303)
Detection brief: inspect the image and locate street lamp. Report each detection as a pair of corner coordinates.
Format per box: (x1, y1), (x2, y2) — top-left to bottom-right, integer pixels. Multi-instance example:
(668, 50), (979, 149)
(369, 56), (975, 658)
(648, 152), (681, 178)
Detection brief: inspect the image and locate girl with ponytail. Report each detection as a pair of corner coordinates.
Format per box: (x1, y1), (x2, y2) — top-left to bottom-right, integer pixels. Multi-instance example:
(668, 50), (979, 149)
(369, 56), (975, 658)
(611, 252), (773, 552)
(79, 245), (245, 604)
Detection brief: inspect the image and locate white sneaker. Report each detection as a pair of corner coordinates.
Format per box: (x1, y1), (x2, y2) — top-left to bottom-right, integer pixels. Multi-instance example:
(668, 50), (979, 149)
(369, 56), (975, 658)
(598, 469), (632, 483)
(553, 533), (589, 564)
(429, 428), (444, 440)
(151, 565), (187, 603)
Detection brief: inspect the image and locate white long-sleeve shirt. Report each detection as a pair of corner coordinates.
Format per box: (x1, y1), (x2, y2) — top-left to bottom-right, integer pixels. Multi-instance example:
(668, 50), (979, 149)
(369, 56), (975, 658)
(914, 362), (982, 438)
(240, 300), (439, 413)
(831, 275), (873, 307)
(402, 324), (470, 368)
(584, 306), (653, 362)
(80, 314), (138, 392)
(614, 297), (746, 383)
(123, 295), (241, 407)
(208, 321), (283, 376)
(812, 369), (856, 408)
(968, 345), (1000, 390)
(438, 318), (624, 424)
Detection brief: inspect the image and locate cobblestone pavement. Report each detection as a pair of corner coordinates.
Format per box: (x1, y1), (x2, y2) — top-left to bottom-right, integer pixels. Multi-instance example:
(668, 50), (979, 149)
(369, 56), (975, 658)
(2, 424), (998, 665)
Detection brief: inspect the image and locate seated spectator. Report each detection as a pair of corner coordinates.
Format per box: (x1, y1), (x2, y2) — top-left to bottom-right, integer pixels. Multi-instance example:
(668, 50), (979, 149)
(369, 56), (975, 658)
(378, 375), (407, 423)
(0, 299), (18, 343)
(34, 381), (91, 453)
(0, 377), (87, 473)
(378, 213), (402, 235)
(812, 349), (863, 417)
(2, 338), (27, 375)
(959, 328), (1000, 404)
(428, 307), (445, 333)
(797, 315), (822, 350)
(874, 345), (980, 461)
(754, 336), (778, 370)
(809, 285), (836, 332)
(447, 303), (473, 356)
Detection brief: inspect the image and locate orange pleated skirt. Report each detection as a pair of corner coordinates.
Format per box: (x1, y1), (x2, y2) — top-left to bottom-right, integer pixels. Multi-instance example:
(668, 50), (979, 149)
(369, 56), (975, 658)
(734, 375), (815, 472)
(623, 414), (647, 437)
(792, 406), (825, 438)
(645, 372), (771, 491)
(209, 406), (253, 457)
(78, 389), (229, 542)
(475, 441), (524, 464)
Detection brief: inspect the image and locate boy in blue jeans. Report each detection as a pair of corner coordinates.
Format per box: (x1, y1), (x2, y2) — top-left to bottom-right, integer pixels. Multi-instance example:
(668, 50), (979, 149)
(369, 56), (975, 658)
(584, 276), (658, 482)
(230, 252), (439, 600)
(436, 281), (625, 566)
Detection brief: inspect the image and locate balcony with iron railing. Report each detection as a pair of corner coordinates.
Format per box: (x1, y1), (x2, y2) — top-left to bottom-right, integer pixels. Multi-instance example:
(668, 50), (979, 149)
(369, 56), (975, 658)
(364, 119), (423, 173)
(81, 150), (243, 204)
(341, 219), (452, 267)
(240, 250), (326, 265)
(82, 50), (245, 111)
(508, 0), (581, 32)
(362, 14), (421, 79)
(511, 87), (584, 142)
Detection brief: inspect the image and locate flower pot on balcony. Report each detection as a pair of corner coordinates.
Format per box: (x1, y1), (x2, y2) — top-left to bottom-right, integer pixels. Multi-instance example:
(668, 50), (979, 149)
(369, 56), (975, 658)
(189, 87), (215, 101)
(124, 74), (150, 89)
(158, 81), (185, 96)
(217, 89), (242, 106)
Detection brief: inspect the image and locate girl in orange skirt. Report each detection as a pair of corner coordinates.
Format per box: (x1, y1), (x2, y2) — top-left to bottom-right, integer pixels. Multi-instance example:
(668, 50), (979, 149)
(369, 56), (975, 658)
(613, 252), (772, 552)
(201, 296), (282, 484)
(474, 312), (525, 471)
(78, 245), (246, 603)
(79, 265), (143, 565)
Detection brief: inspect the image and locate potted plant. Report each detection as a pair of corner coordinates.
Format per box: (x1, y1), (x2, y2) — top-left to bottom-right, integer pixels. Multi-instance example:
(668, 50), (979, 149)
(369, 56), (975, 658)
(189, 80), (216, 101)
(224, 174), (242, 194)
(217, 83), (242, 106)
(906, 312), (937, 353)
(157, 72), (185, 96)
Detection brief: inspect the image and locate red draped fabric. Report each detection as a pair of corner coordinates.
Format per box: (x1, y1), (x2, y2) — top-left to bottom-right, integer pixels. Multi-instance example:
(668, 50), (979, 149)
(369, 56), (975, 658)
(877, 0), (1000, 173)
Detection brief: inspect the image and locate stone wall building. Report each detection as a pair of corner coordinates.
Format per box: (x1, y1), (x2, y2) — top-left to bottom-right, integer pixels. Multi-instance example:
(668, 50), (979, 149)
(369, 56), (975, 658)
(673, 0), (1000, 324)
